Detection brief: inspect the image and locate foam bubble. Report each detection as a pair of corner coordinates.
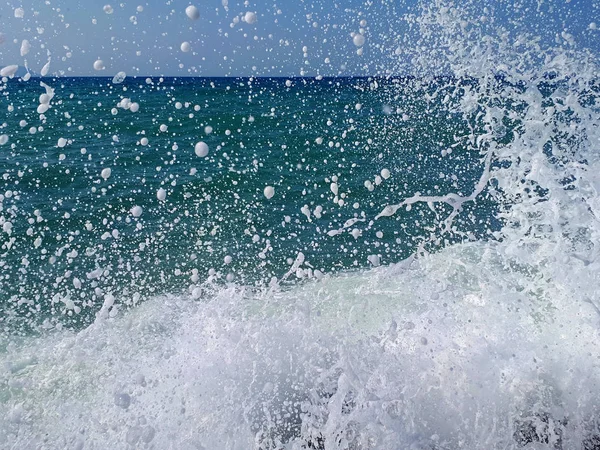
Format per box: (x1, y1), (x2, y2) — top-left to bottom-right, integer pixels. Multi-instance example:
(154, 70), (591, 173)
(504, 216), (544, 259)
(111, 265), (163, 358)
(131, 206), (143, 217)
(244, 11), (257, 24)
(93, 59), (105, 71)
(194, 141), (209, 157)
(20, 40), (31, 56)
(112, 71), (126, 84)
(185, 5), (200, 20)
(264, 186), (275, 199)
(40, 60), (51, 76)
(0, 65), (19, 78)
(353, 33), (365, 47)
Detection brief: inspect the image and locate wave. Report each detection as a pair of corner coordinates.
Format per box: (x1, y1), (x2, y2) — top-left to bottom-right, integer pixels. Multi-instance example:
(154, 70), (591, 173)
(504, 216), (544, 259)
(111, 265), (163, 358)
(2, 0), (600, 448)
(2, 241), (600, 449)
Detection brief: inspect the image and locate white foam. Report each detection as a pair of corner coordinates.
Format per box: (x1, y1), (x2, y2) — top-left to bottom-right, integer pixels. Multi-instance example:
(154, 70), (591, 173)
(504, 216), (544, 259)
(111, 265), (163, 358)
(264, 185), (275, 199)
(40, 59), (51, 77)
(0, 65), (19, 78)
(131, 206), (143, 217)
(244, 11), (257, 24)
(185, 5), (200, 20)
(353, 33), (365, 47)
(112, 71), (126, 84)
(2, 242), (599, 448)
(20, 40), (31, 57)
(93, 59), (105, 71)
(180, 41), (191, 53)
(194, 141), (209, 157)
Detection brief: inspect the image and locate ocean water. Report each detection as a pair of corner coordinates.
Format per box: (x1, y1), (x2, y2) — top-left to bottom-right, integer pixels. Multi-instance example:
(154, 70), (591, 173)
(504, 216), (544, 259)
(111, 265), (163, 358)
(1, 1), (600, 449)
(0, 76), (496, 331)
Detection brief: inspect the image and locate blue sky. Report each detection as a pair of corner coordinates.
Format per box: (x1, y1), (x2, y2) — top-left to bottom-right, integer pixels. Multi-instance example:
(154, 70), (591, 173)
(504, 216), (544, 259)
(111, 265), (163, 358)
(0, 0), (598, 77)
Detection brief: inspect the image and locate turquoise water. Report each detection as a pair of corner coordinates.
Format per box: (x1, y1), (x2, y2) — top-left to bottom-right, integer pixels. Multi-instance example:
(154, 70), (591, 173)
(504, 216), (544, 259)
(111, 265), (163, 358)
(1, 76), (496, 331)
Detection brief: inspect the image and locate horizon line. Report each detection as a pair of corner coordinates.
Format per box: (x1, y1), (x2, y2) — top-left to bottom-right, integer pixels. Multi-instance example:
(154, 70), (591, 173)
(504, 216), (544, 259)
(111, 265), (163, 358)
(9, 74), (419, 79)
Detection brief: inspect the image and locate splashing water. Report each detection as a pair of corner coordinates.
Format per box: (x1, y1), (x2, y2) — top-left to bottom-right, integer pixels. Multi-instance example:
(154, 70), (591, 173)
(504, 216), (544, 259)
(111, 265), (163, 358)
(1, 0), (600, 448)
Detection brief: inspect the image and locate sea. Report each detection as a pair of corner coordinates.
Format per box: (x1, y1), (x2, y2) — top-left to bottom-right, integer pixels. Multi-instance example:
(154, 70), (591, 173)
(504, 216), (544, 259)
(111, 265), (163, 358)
(1, 2), (600, 450)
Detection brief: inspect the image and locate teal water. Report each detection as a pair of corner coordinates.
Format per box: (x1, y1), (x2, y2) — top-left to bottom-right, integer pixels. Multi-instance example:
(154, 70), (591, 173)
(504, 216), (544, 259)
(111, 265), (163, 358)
(1, 76), (496, 331)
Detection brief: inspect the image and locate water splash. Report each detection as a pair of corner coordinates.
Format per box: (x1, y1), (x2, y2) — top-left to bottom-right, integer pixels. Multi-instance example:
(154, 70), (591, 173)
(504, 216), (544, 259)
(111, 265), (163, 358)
(1, 0), (600, 448)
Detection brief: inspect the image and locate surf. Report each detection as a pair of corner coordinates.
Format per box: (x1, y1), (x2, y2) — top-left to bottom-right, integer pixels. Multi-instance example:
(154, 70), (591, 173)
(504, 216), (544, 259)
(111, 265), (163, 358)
(1, 0), (600, 448)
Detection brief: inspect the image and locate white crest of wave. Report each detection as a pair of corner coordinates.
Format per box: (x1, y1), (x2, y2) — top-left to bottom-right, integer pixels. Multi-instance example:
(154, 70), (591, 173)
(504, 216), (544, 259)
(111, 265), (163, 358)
(2, 242), (600, 449)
